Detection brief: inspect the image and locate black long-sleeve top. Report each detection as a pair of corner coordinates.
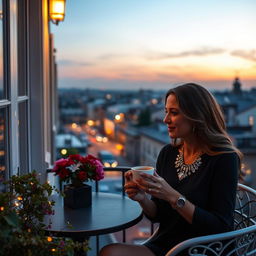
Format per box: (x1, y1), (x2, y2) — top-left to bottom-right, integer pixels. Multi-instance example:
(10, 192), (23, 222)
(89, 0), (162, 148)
(144, 144), (239, 256)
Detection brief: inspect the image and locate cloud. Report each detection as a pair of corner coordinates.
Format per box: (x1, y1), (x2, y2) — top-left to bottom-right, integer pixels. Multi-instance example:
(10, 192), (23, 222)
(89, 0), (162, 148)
(58, 59), (93, 66)
(230, 49), (256, 62)
(97, 53), (127, 60)
(145, 47), (226, 60)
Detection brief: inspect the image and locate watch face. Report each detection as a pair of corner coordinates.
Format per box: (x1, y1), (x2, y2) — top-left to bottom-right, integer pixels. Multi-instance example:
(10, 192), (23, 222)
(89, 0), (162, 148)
(177, 197), (186, 208)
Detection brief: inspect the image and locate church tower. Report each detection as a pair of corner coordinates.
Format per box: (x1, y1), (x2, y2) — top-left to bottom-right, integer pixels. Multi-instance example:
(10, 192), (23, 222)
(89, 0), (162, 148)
(232, 77), (242, 95)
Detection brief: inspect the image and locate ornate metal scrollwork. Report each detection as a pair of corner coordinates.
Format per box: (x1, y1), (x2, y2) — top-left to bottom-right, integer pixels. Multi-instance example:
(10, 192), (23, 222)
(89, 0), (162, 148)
(234, 188), (256, 230)
(167, 184), (256, 256)
(186, 232), (256, 256)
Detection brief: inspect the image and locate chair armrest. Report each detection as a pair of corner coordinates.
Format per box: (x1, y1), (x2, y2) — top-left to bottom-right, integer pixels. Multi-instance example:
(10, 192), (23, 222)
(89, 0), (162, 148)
(166, 225), (256, 256)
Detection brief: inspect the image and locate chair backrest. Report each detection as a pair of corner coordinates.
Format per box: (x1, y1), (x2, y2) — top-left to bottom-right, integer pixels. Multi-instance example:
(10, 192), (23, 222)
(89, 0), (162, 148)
(234, 183), (256, 229)
(166, 183), (256, 256)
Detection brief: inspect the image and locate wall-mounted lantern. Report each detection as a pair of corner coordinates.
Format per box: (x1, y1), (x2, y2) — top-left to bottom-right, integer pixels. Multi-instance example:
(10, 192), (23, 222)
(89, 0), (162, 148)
(49, 0), (66, 25)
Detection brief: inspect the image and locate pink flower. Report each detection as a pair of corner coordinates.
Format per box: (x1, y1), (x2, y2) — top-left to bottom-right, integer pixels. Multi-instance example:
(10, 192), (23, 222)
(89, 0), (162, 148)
(94, 160), (104, 181)
(53, 154), (104, 184)
(81, 154), (96, 164)
(77, 171), (87, 181)
(53, 158), (69, 173)
(86, 154), (97, 160)
(69, 154), (83, 162)
(58, 168), (70, 179)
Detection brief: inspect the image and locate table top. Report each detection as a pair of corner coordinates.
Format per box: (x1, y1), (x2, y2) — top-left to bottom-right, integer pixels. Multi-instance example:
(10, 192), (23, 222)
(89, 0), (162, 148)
(44, 192), (143, 239)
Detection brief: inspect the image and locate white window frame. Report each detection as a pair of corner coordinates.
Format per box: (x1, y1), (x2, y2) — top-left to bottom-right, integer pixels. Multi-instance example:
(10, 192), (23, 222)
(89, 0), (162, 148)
(2, 0), (56, 183)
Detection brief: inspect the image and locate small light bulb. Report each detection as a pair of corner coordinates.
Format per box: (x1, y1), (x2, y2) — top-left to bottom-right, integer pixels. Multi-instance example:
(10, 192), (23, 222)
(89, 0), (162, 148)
(47, 236), (53, 242)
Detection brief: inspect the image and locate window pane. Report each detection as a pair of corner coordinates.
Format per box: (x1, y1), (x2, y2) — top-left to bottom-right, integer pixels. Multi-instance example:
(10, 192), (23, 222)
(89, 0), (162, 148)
(0, 1), (4, 99)
(17, 0), (27, 96)
(0, 108), (7, 192)
(18, 102), (28, 174)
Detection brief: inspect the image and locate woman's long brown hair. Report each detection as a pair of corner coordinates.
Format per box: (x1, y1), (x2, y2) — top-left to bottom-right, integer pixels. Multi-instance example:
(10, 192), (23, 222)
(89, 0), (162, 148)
(165, 83), (243, 163)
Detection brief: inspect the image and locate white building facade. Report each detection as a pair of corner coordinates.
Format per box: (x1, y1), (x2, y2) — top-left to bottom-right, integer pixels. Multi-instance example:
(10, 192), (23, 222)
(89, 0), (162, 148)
(236, 105), (256, 134)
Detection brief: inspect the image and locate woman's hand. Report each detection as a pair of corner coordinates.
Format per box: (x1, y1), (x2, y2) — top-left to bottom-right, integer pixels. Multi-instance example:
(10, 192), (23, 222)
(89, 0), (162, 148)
(136, 172), (179, 204)
(124, 171), (147, 202)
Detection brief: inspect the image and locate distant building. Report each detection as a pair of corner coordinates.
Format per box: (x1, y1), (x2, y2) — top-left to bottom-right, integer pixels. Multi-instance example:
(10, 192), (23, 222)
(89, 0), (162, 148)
(214, 78), (256, 127)
(60, 108), (86, 124)
(139, 124), (170, 166)
(124, 128), (140, 165)
(232, 77), (242, 95)
(87, 99), (106, 120)
(230, 104), (256, 154)
(151, 104), (165, 123)
(104, 103), (143, 140)
(236, 105), (256, 134)
(56, 134), (88, 159)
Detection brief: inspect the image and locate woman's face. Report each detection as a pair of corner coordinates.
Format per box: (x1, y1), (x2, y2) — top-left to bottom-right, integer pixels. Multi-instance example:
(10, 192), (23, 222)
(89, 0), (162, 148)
(163, 94), (193, 139)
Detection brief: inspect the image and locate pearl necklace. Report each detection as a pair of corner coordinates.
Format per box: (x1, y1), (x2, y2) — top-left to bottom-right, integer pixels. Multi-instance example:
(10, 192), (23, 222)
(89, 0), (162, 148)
(175, 149), (202, 181)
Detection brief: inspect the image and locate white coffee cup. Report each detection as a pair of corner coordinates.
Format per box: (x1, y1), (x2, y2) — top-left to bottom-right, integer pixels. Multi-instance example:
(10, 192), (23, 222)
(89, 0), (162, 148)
(131, 166), (155, 181)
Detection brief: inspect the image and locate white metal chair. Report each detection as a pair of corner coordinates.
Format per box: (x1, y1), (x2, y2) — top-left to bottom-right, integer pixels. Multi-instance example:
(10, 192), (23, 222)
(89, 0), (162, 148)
(148, 183), (256, 256)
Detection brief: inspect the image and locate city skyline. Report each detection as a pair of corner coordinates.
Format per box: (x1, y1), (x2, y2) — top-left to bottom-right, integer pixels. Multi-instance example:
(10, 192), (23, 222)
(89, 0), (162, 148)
(52, 0), (256, 90)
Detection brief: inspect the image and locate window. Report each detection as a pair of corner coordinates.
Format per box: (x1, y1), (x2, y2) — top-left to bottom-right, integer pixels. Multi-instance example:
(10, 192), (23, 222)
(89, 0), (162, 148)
(249, 115), (254, 126)
(18, 0), (28, 97)
(18, 101), (28, 174)
(0, 108), (7, 191)
(0, 0), (8, 191)
(0, 0), (58, 185)
(0, 0), (4, 99)
(17, 0), (29, 174)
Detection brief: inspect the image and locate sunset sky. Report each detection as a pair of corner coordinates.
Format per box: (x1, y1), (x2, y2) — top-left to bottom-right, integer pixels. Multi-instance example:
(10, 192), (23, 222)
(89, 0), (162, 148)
(52, 0), (256, 90)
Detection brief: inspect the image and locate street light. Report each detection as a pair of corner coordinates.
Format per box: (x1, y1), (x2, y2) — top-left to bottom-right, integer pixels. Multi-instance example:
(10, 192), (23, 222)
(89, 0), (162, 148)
(87, 120), (95, 126)
(49, 0), (66, 25)
(115, 114), (121, 121)
(115, 113), (124, 122)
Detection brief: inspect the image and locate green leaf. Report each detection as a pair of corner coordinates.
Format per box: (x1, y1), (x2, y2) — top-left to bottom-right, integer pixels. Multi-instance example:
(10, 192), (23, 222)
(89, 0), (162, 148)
(67, 251), (74, 256)
(3, 212), (20, 227)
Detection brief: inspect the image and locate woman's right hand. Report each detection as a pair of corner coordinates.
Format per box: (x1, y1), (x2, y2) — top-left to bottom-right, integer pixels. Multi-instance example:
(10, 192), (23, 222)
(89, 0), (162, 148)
(124, 171), (146, 202)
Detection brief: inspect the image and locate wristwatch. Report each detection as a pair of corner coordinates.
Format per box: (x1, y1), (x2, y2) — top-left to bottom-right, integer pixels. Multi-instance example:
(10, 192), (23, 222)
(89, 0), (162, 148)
(175, 196), (186, 209)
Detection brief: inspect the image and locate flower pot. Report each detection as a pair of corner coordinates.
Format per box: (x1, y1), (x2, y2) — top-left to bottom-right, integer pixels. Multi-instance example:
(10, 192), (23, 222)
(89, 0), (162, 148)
(64, 184), (92, 209)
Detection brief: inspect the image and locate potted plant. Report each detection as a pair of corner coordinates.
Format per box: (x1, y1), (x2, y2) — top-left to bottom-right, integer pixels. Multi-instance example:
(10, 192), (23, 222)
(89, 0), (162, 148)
(0, 171), (89, 256)
(53, 154), (104, 208)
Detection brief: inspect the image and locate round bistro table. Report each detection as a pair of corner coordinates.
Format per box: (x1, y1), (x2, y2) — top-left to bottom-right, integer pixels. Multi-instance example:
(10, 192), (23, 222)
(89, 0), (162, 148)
(44, 192), (143, 254)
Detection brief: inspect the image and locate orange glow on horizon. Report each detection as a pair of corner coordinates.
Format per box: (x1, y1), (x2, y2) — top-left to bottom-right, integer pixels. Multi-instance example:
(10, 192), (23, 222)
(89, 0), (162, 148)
(58, 49), (256, 77)
(59, 63), (256, 82)
(58, 52), (256, 87)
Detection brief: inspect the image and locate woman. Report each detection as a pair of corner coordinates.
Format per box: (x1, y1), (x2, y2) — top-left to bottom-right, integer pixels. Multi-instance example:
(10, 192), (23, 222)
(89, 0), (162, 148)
(100, 83), (241, 256)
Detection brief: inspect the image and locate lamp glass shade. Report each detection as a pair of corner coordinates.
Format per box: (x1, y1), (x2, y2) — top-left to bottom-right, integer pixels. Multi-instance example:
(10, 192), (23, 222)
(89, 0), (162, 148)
(50, 0), (66, 22)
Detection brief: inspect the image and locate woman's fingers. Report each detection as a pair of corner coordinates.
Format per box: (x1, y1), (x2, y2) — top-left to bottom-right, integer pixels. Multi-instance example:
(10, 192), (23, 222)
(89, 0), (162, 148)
(136, 180), (155, 193)
(126, 172), (166, 197)
(124, 183), (137, 190)
(124, 181), (142, 194)
(140, 172), (164, 183)
(125, 170), (133, 182)
(136, 176), (164, 193)
(125, 188), (139, 194)
(137, 184), (160, 195)
(136, 181), (147, 192)
(138, 177), (162, 188)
